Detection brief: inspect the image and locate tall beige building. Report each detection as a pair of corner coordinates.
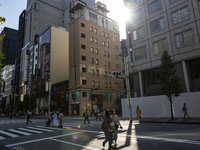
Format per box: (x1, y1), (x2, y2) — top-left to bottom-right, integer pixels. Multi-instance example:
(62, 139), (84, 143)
(69, 1), (123, 115)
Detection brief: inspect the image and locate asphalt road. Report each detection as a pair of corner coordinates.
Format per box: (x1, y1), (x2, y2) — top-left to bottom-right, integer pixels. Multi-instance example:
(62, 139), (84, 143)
(0, 117), (200, 150)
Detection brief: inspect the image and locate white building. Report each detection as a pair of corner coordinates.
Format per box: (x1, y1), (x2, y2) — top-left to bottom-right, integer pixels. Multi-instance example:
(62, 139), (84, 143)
(1, 65), (15, 105)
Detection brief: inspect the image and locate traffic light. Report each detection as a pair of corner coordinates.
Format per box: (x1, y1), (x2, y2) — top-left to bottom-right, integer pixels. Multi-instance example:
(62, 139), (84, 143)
(112, 71), (121, 76)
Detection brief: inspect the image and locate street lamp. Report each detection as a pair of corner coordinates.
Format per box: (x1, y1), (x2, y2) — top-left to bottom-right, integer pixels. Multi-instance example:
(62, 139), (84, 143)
(118, 53), (132, 121)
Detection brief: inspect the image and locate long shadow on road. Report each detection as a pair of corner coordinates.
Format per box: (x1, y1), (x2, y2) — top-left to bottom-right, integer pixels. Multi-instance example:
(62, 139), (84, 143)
(114, 120), (132, 150)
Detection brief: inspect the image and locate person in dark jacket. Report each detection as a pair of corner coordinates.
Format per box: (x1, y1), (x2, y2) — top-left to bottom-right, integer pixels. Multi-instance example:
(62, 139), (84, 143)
(102, 109), (113, 149)
(182, 103), (191, 119)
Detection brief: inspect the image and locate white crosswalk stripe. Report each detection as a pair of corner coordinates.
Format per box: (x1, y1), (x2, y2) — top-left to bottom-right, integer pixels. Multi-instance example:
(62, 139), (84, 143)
(0, 126), (62, 141)
(8, 129), (32, 136)
(18, 128), (44, 134)
(0, 130), (20, 138)
(27, 127), (54, 132)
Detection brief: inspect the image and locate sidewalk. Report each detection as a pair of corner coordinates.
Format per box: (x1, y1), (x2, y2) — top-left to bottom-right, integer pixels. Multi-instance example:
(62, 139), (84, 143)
(120, 117), (200, 124)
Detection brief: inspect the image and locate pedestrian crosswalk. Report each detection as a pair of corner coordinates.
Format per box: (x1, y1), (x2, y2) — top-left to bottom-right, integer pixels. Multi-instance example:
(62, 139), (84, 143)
(63, 120), (103, 128)
(0, 126), (62, 141)
(0, 119), (45, 125)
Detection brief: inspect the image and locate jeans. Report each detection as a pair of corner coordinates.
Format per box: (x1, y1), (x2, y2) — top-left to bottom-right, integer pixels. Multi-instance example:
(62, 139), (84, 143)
(103, 131), (113, 148)
(60, 121), (63, 128)
(84, 116), (90, 123)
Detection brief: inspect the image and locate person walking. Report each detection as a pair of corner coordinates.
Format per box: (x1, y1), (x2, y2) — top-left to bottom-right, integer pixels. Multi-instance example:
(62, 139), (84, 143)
(84, 109), (90, 124)
(27, 110), (32, 124)
(111, 109), (123, 147)
(52, 111), (58, 127)
(96, 109), (101, 121)
(58, 110), (63, 128)
(102, 109), (113, 149)
(136, 106), (141, 118)
(182, 103), (191, 119)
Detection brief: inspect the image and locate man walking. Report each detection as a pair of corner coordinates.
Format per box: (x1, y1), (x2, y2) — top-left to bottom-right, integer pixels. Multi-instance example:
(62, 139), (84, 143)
(27, 110), (32, 124)
(84, 109), (90, 124)
(182, 103), (191, 119)
(58, 110), (63, 128)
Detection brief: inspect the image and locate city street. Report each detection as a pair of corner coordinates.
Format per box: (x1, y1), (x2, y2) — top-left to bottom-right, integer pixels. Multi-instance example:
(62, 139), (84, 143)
(0, 117), (200, 150)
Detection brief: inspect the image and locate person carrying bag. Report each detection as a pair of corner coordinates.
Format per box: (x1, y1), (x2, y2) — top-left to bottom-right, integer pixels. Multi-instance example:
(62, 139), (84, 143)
(111, 109), (123, 147)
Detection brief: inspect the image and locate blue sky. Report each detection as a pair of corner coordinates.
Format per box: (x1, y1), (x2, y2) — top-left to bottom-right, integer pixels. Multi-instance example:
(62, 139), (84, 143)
(0, 0), (126, 39)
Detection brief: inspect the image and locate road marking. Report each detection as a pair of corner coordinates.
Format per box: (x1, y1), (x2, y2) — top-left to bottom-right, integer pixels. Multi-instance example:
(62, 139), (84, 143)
(27, 127), (53, 132)
(6, 132), (78, 147)
(8, 129), (32, 136)
(18, 128), (43, 134)
(0, 136), (6, 140)
(36, 126), (63, 130)
(50, 138), (99, 150)
(0, 130), (19, 138)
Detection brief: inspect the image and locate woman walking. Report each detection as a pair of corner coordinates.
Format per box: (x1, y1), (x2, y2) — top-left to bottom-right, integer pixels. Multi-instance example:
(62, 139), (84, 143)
(52, 111), (58, 127)
(112, 109), (123, 146)
(136, 106), (141, 118)
(102, 109), (113, 149)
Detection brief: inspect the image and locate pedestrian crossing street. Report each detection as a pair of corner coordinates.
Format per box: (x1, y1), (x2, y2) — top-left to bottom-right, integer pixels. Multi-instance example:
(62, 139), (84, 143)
(0, 119), (45, 125)
(0, 125), (63, 141)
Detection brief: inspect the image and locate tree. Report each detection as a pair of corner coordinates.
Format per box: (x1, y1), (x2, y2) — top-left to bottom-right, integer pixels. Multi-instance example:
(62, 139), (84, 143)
(0, 15), (6, 74)
(23, 94), (30, 111)
(17, 101), (23, 112)
(30, 93), (37, 111)
(0, 99), (6, 112)
(159, 50), (183, 120)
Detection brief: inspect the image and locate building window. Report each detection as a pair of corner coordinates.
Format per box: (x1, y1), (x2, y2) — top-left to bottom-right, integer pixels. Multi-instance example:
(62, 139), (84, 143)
(105, 82), (107, 88)
(82, 80), (87, 85)
(90, 26), (93, 32)
(81, 44), (86, 49)
(82, 55), (86, 61)
(150, 17), (165, 33)
(169, 0), (179, 4)
(108, 62), (110, 67)
(91, 58), (94, 64)
(103, 50), (106, 56)
(118, 64), (120, 69)
(172, 7), (189, 24)
(134, 46), (147, 60)
(92, 80), (95, 87)
(107, 42), (109, 47)
(91, 47), (94, 53)
(95, 28), (97, 33)
(133, 26), (144, 40)
(153, 38), (167, 55)
(104, 61), (106, 66)
(95, 48), (98, 54)
(95, 38), (98, 44)
(134, 8), (143, 21)
(92, 69), (95, 75)
(82, 67), (86, 72)
(82, 92), (87, 97)
(89, 11), (97, 23)
(103, 41), (105, 46)
(106, 33), (109, 38)
(175, 29), (194, 48)
(81, 22), (85, 28)
(96, 70), (99, 76)
(102, 31), (105, 36)
(90, 36), (93, 42)
(102, 17), (104, 27)
(97, 81), (100, 87)
(109, 82), (112, 88)
(81, 33), (85, 38)
(148, 0), (162, 14)
(144, 68), (160, 86)
(107, 52), (110, 57)
(96, 59), (99, 65)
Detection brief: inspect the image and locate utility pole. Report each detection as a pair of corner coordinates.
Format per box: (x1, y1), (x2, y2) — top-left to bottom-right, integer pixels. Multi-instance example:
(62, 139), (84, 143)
(124, 56), (132, 121)
(48, 81), (51, 117)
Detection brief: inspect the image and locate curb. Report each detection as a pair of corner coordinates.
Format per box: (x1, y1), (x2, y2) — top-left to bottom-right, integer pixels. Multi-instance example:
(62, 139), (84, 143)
(139, 121), (200, 124)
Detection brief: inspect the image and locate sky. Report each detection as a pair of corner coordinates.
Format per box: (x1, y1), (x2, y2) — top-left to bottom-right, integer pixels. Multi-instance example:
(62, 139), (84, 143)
(0, 0), (126, 40)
